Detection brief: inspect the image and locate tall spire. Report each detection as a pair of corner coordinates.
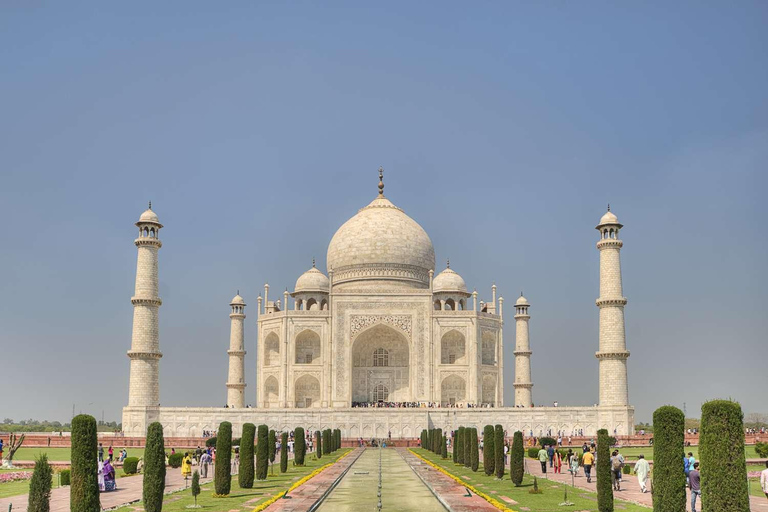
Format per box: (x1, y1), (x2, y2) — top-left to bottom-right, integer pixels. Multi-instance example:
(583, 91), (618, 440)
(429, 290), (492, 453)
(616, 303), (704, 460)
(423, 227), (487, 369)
(312, 257), (316, 268)
(446, 258), (450, 269)
(148, 201), (152, 210)
(607, 203), (611, 212)
(378, 166), (384, 197)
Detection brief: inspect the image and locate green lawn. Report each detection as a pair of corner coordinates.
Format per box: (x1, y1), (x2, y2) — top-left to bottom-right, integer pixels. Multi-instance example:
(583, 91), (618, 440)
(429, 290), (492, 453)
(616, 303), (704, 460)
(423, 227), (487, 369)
(0, 473), (66, 499)
(11, 447), (151, 462)
(415, 449), (650, 511)
(114, 449), (351, 511)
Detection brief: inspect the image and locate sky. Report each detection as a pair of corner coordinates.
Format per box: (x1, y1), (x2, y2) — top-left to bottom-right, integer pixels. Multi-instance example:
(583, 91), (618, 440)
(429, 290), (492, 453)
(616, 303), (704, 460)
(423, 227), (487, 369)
(1, 1), (766, 426)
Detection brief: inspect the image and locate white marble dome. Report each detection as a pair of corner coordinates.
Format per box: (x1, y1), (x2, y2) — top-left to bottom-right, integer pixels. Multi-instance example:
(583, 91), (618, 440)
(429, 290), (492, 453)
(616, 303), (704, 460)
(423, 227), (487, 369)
(598, 210), (619, 225)
(433, 267), (468, 294)
(294, 266), (330, 293)
(516, 294), (529, 305)
(326, 195), (435, 288)
(230, 293), (245, 305)
(139, 208), (160, 224)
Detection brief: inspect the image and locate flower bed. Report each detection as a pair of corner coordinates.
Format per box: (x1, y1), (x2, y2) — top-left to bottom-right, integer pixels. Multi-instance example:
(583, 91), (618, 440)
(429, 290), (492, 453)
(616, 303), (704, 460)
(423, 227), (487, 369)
(408, 449), (518, 512)
(251, 449), (352, 512)
(0, 472), (32, 483)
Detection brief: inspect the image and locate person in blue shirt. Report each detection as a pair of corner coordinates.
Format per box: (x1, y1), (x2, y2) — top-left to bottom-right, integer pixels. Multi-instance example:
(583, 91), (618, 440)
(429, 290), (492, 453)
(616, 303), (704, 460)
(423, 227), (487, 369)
(547, 445), (555, 467)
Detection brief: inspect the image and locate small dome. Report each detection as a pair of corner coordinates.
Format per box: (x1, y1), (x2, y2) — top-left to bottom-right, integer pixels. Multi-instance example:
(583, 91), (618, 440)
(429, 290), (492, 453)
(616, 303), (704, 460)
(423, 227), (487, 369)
(599, 210), (618, 225)
(139, 208), (159, 223)
(516, 294), (529, 306)
(294, 266), (330, 294)
(230, 294), (245, 305)
(433, 267), (468, 294)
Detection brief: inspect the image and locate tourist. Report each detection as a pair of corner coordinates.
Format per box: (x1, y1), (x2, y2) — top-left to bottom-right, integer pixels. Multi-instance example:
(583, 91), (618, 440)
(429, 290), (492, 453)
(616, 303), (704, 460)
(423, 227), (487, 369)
(182, 452), (192, 479)
(200, 450), (211, 478)
(569, 451), (579, 476)
(0, 438), (4, 464)
(98, 443), (104, 462)
(537, 445), (548, 474)
(103, 458), (116, 491)
(760, 461), (768, 499)
(610, 450), (622, 490)
(582, 448), (594, 483)
(634, 454), (650, 493)
(553, 449), (562, 474)
(689, 462), (701, 512)
(504, 442), (509, 465)
(684, 453), (691, 484)
(547, 444), (555, 467)
(687, 451), (696, 472)
(195, 445), (202, 462)
(97, 459), (105, 491)
(108, 445), (114, 461)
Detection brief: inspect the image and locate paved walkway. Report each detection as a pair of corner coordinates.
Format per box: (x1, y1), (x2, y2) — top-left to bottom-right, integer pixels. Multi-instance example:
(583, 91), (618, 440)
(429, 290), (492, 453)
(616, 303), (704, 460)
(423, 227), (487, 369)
(0, 466), (213, 512)
(532, 460), (768, 511)
(264, 448), (363, 512)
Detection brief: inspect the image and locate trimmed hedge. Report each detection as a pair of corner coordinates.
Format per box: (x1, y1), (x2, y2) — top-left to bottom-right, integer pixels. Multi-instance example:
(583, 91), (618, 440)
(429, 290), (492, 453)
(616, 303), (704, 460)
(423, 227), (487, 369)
(256, 424), (269, 481)
(494, 425), (505, 480)
(322, 429), (330, 456)
(700, 400), (750, 512)
(434, 428), (443, 454)
(269, 430), (277, 465)
(528, 447), (539, 458)
(214, 421), (232, 495)
(167, 453), (183, 468)
(28, 453), (52, 512)
(452, 431), (458, 463)
(456, 427), (465, 465)
(70, 414), (100, 512)
(205, 437), (217, 448)
(596, 429), (613, 512)
(464, 427), (472, 468)
(280, 432), (289, 473)
(511, 431), (524, 486)
(239, 423), (255, 488)
(483, 425), (495, 476)
(539, 436), (557, 448)
(652, 406), (685, 512)
(441, 434), (448, 459)
(294, 427), (306, 466)
(756, 442), (768, 458)
(315, 431), (322, 459)
(122, 457), (139, 475)
(59, 470), (70, 486)
(470, 427), (479, 472)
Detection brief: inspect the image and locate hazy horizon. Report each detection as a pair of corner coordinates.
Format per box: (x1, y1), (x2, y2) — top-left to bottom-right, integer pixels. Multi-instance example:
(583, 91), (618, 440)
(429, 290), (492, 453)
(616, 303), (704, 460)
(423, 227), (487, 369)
(1, 2), (766, 426)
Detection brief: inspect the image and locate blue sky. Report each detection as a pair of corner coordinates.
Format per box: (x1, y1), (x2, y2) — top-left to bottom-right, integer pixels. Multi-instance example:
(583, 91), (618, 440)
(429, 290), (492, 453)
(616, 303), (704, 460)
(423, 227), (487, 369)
(1, 1), (766, 424)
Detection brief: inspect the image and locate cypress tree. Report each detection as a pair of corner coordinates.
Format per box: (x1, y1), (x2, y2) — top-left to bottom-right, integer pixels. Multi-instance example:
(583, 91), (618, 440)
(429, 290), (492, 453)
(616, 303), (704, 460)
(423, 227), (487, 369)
(280, 432), (289, 473)
(494, 425), (505, 480)
(452, 431), (458, 463)
(70, 414), (100, 512)
(596, 429), (613, 512)
(294, 427), (306, 466)
(470, 428), (479, 472)
(511, 431), (524, 486)
(428, 429), (433, 452)
(191, 470), (200, 507)
(456, 427), (465, 464)
(238, 423), (255, 489)
(441, 435), (448, 459)
(256, 425), (269, 480)
(483, 425), (495, 476)
(651, 406), (685, 511)
(315, 431), (322, 459)
(422, 429), (428, 450)
(143, 422), (166, 512)
(700, 400), (750, 512)
(269, 430), (277, 468)
(28, 453), (52, 512)
(434, 428), (443, 453)
(336, 429), (341, 451)
(214, 421), (232, 495)
(464, 427), (472, 468)
(323, 429), (330, 455)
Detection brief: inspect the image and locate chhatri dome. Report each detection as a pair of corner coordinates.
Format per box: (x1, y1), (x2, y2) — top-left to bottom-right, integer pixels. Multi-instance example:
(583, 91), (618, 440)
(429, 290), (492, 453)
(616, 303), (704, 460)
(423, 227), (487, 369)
(516, 293), (529, 306)
(597, 205), (621, 227)
(230, 292), (245, 305)
(138, 202), (160, 224)
(433, 261), (468, 294)
(326, 168), (436, 289)
(294, 260), (330, 293)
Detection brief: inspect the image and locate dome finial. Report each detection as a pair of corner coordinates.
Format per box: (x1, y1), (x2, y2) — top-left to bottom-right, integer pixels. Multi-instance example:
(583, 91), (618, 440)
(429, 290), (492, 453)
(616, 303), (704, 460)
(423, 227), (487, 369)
(312, 257), (316, 268)
(607, 203), (611, 212)
(446, 258), (450, 269)
(378, 166), (384, 196)
(237, 289), (239, 295)
(148, 201), (152, 210)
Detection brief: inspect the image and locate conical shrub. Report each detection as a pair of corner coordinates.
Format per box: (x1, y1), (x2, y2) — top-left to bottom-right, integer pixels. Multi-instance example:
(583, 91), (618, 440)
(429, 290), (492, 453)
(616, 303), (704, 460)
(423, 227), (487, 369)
(143, 422), (166, 512)
(239, 423), (255, 488)
(214, 421), (232, 495)
(28, 453), (52, 512)
(70, 414), (100, 512)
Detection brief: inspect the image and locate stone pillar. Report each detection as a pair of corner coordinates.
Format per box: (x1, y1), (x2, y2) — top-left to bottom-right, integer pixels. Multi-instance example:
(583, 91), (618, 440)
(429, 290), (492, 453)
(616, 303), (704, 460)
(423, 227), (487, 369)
(227, 294), (246, 408)
(497, 297), (504, 406)
(127, 205), (163, 408)
(595, 207), (630, 406)
(513, 294), (533, 407)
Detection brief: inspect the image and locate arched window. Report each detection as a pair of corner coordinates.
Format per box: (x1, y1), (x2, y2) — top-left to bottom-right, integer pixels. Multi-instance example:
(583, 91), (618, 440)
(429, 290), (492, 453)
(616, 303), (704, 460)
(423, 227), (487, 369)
(373, 383), (389, 403)
(373, 348), (389, 367)
(320, 299), (328, 310)
(306, 298), (318, 311)
(434, 300), (441, 310)
(445, 298), (455, 311)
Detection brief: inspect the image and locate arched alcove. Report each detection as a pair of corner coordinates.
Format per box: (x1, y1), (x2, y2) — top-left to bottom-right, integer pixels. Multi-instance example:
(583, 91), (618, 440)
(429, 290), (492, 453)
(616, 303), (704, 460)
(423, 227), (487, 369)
(295, 329), (321, 364)
(294, 374), (321, 408)
(440, 330), (466, 364)
(440, 374), (466, 406)
(351, 324), (410, 403)
(264, 332), (280, 366)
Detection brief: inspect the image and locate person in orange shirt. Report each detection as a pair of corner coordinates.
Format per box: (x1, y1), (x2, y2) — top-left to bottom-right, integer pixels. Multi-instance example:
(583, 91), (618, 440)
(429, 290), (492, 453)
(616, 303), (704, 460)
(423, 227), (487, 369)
(582, 448), (595, 483)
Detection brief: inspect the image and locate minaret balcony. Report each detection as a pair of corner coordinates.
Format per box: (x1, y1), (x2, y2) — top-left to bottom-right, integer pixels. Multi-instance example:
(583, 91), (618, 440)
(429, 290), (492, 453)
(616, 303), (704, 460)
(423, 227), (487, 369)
(134, 238), (162, 248)
(595, 297), (627, 307)
(595, 350), (630, 360)
(596, 239), (623, 250)
(131, 296), (162, 306)
(127, 350), (162, 359)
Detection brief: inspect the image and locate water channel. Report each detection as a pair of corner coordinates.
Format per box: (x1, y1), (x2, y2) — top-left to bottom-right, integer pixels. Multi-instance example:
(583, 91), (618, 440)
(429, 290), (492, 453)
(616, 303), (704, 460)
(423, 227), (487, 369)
(316, 448), (447, 512)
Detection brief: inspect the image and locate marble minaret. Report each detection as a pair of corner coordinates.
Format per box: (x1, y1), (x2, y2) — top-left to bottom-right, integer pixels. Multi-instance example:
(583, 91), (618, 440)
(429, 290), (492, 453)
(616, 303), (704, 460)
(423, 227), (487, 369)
(513, 294), (533, 407)
(127, 203), (163, 407)
(226, 293), (247, 408)
(595, 206), (630, 406)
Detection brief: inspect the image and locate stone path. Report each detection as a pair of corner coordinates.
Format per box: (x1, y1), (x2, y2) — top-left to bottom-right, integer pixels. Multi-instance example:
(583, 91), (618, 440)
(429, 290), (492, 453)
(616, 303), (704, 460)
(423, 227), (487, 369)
(264, 448), (363, 512)
(0, 466), (212, 512)
(535, 461), (768, 511)
(399, 449), (499, 512)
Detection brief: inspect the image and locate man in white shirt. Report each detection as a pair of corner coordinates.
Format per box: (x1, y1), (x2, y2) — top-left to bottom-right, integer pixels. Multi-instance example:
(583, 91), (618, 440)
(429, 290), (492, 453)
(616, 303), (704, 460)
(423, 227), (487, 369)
(761, 461), (768, 499)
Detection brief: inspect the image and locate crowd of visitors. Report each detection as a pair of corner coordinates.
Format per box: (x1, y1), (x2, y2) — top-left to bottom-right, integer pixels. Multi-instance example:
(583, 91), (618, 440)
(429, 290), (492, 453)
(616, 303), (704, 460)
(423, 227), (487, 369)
(351, 401), (495, 408)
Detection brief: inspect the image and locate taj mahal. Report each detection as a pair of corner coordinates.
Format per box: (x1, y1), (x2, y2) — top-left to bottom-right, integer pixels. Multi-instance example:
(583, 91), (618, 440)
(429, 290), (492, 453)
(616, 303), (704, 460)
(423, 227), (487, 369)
(122, 170), (634, 438)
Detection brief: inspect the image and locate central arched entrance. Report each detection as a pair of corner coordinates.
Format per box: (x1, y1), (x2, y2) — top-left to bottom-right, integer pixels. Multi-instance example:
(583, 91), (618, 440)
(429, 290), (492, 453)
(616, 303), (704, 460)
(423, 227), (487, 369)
(351, 324), (410, 403)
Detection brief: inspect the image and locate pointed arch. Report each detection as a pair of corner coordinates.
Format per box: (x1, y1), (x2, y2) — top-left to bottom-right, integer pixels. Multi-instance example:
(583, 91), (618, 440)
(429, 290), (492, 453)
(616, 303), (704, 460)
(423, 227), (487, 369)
(441, 329), (466, 364)
(295, 329), (321, 364)
(294, 374), (320, 408)
(440, 374), (466, 406)
(264, 375), (279, 406)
